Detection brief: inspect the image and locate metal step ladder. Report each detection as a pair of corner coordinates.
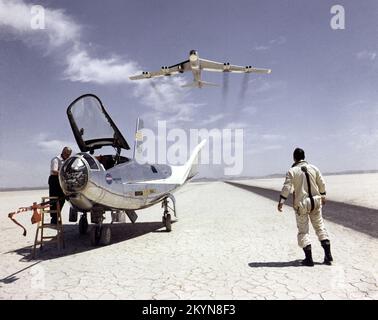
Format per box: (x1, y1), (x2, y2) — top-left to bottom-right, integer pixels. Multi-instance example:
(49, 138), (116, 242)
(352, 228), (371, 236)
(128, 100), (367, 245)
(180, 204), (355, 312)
(32, 196), (65, 258)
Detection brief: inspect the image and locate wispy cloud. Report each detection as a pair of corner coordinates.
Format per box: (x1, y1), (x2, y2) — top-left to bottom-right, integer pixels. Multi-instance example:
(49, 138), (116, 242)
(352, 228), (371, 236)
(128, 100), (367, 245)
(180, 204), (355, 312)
(0, 0), (79, 47)
(269, 36), (286, 46)
(344, 100), (367, 108)
(242, 106), (258, 115)
(0, 132), (75, 187)
(134, 77), (206, 125)
(33, 133), (75, 155)
(356, 50), (377, 61)
(259, 134), (285, 142)
(244, 131), (286, 155)
(224, 122), (249, 129)
(64, 47), (138, 84)
(248, 78), (286, 95)
(348, 127), (378, 149)
(247, 131), (286, 143)
(246, 144), (283, 155)
(253, 45), (270, 51)
(239, 78), (286, 107)
(0, 158), (47, 188)
(0, 0), (139, 84)
(200, 114), (225, 126)
(252, 36), (286, 51)
(0, 0), (202, 123)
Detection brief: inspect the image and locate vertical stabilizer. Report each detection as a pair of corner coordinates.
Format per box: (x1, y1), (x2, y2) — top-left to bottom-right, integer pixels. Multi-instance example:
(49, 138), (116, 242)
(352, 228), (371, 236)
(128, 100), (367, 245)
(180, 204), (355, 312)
(133, 118), (144, 162)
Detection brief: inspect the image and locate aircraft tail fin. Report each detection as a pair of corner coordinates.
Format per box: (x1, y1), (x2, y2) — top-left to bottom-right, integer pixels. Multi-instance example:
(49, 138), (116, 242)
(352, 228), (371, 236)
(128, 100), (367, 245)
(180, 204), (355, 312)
(133, 117), (144, 161)
(139, 140), (207, 185)
(181, 81), (219, 88)
(176, 140), (207, 184)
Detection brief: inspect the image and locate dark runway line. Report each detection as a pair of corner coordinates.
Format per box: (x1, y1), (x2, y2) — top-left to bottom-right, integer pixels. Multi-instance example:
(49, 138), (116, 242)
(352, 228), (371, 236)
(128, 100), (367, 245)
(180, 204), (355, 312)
(225, 181), (378, 239)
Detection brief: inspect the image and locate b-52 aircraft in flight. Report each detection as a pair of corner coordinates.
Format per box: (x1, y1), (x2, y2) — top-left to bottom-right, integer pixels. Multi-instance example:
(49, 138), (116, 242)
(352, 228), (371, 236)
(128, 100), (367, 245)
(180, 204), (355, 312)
(129, 50), (271, 88)
(59, 94), (206, 246)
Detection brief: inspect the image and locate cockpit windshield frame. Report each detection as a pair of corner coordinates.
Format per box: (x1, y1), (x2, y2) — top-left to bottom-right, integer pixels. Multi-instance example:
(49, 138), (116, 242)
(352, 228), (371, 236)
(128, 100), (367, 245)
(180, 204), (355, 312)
(67, 94), (130, 153)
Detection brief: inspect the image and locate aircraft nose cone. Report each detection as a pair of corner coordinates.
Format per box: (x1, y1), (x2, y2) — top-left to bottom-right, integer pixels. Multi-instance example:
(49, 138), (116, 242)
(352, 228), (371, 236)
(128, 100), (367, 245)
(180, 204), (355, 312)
(189, 54), (198, 62)
(59, 156), (89, 193)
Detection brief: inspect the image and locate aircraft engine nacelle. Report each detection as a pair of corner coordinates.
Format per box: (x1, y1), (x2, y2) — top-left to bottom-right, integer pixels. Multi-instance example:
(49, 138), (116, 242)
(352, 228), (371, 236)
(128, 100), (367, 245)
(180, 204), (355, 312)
(245, 65), (253, 72)
(161, 66), (170, 76)
(142, 71), (151, 78)
(223, 62), (230, 71)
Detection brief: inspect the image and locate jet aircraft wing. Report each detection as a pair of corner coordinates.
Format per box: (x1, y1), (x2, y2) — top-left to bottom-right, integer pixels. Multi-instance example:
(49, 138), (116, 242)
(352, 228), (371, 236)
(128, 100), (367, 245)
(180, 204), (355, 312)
(199, 58), (271, 74)
(129, 60), (191, 80)
(168, 60), (191, 73)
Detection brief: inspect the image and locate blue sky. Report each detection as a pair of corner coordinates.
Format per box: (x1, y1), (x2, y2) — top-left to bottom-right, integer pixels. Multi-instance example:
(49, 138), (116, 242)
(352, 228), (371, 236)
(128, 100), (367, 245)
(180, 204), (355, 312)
(0, 0), (377, 187)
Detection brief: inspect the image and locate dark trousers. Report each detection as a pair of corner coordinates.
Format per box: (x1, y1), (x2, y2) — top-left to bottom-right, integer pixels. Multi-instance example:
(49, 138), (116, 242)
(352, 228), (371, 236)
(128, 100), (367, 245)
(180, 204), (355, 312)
(48, 175), (65, 223)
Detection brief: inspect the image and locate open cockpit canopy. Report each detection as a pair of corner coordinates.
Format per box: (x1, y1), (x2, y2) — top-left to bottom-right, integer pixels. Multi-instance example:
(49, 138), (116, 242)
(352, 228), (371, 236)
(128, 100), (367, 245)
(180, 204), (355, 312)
(67, 94), (130, 153)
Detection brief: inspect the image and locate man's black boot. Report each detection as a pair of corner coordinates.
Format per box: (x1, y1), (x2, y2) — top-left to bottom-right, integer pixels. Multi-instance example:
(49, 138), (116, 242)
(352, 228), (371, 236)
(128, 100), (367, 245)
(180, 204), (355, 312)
(321, 239), (333, 265)
(301, 245), (314, 266)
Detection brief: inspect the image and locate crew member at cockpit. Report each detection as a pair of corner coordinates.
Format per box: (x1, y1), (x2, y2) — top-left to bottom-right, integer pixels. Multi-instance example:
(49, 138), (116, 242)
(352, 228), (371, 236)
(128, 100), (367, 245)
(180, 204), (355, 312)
(49, 146), (72, 224)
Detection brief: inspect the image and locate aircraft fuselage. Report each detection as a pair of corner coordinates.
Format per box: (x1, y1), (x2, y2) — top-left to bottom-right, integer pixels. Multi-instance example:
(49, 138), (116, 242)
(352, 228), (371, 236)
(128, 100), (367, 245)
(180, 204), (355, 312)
(59, 153), (180, 212)
(189, 50), (202, 86)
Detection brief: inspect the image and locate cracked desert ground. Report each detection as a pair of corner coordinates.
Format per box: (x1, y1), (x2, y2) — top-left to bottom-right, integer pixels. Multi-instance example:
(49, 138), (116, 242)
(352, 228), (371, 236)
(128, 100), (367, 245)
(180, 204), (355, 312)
(1, 174), (377, 299)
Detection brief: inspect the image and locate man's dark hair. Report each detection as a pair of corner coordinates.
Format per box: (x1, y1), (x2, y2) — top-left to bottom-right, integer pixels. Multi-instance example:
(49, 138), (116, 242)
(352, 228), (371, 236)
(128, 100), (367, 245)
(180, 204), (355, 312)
(293, 148), (305, 162)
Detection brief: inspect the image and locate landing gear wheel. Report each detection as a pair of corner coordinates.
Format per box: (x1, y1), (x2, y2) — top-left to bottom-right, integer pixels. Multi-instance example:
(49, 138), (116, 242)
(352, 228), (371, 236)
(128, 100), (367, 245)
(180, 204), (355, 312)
(162, 197), (174, 232)
(69, 207), (78, 222)
(165, 214), (172, 232)
(99, 226), (111, 246)
(90, 225), (101, 246)
(79, 214), (88, 235)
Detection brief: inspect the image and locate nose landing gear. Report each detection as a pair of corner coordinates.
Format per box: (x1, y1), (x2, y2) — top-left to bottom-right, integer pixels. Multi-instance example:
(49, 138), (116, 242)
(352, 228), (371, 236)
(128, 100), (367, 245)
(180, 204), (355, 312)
(90, 223), (111, 246)
(89, 210), (111, 246)
(78, 213), (88, 235)
(162, 195), (176, 232)
(162, 212), (172, 232)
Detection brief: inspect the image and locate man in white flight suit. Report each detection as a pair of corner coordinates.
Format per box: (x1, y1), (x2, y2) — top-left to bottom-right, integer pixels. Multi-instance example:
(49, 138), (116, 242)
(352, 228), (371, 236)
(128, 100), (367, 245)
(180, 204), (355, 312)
(277, 148), (333, 266)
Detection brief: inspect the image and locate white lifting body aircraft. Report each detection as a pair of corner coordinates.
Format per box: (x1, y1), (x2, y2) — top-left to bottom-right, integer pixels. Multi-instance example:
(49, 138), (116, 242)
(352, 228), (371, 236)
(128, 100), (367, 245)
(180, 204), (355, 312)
(129, 50), (272, 88)
(59, 94), (206, 245)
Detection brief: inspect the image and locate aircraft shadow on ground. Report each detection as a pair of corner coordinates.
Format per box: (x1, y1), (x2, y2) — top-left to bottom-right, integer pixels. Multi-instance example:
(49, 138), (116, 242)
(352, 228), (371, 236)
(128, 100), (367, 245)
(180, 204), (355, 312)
(7, 221), (176, 262)
(248, 260), (323, 268)
(225, 181), (378, 239)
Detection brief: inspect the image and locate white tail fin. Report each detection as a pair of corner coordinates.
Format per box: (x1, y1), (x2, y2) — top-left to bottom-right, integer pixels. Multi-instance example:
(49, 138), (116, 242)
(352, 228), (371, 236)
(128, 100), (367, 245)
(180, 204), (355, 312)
(171, 140), (207, 185)
(181, 80), (219, 88)
(137, 140), (207, 185)
(133, 118), (144, 162)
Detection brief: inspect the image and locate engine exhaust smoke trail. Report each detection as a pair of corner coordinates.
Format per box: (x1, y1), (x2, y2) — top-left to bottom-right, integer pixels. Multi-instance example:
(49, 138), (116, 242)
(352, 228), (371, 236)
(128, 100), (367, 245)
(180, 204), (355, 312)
(150, 81), (166, 102)
(222, 72), (229, 107)
(238, 73), (250, 106)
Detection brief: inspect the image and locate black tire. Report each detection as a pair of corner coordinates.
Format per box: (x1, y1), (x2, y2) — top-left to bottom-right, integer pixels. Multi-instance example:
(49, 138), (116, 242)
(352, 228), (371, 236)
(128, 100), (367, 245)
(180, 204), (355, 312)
(79, 215), (88, 235)
(90, 225), (101, 246)
(165, 214), (172, 232)
(99, 226), (111, 246)
(69, 207), (78, 222)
